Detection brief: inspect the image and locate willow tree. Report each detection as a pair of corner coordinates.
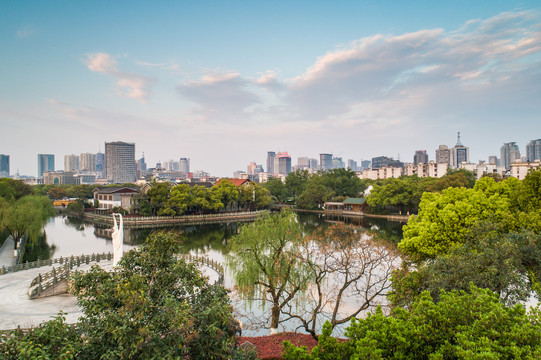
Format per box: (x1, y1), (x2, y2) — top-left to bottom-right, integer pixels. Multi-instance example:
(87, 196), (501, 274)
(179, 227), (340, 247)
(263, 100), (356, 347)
(227, 209), (309, 334)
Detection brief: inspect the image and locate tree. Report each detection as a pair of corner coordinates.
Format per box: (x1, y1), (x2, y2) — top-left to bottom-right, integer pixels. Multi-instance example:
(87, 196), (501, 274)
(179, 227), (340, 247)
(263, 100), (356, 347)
(316, 168), (365, 199)
(285, 169), (310, 199)
(399, 177), (516, 259)
(146, 182), (171, 215)
(212, 179), (240, 210)
(284, 286), (541, 359)
(283, 224), (399, 339)
(296, 182), (327, 210)
(367, 176), (434, 215)
(264, 177), (288, 203)
(47, 186), (68, 200)
(238, 182), (271, 210)
(70, 232), (245, 359)
(0, 195), (55, 250)
(227, 209), (309, 333)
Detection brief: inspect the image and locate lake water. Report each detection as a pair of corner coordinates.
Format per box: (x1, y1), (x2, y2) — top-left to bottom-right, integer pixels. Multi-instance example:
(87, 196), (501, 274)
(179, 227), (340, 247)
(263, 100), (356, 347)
(40, 212), (404, 336)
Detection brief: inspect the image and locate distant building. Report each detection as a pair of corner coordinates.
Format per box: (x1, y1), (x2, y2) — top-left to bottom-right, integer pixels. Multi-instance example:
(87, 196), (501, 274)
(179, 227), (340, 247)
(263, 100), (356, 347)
(93, 186), (140, 211)
(488, 156), (499, 166)
(371, 156), (403, 169)
(266, 152), (276, 174)
(450, 132), (469, 169)
(413, 150), (429, 165)
(309, 158), (318, 170)
(0, 154), (9, 178)
(64, 154), (79, 172)
(459, 161), (505, 180)
(435, 145), (450, 165)
(247, 162), (263, 175)
(319, 153), (333, 171)
(405, 161), (449, 178)
(164, 160), (180, 172)
(297, 157), (310, 170)
(347, 159), (358, 171)
(500, 142), (521, 171)
(511, 161), (541, 180)
(80, 153), (96, 172)
(179, 158), (190, 174)
(38, 154), (55, 178)
(360, 166), (404, 180)
(96, 152), (105, 179)
(332, 157), (345, 169)
(526, 139), (541, 162)
(276, 152), (292, 175)
(105, 141), (136, 183)
(43, 171), (77, 185)
(360, 160), (371, 171)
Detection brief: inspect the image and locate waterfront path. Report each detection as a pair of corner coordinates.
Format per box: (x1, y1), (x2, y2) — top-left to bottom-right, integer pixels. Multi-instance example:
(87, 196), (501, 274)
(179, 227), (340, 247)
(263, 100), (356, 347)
(0, 257), (221, 330)
(0, 237), (16, 269)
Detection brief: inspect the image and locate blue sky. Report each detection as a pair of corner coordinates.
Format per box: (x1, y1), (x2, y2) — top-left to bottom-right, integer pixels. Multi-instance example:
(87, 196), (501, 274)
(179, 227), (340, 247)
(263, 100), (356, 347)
(1, 1), (540, 177)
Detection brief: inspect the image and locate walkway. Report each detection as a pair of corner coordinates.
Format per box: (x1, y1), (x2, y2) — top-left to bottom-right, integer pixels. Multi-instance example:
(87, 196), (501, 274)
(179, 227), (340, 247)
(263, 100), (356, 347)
(0, 237), (16, 269)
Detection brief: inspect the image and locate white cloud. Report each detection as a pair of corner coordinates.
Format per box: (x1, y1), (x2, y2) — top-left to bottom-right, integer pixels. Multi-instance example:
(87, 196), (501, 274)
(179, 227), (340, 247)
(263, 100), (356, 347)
(85, 53), (155, 102)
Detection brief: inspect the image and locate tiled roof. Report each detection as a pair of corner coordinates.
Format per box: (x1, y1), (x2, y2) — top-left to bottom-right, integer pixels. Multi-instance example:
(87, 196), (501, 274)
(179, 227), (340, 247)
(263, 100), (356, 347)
(343, 198), (367, 205)
(93, 187), (140, 194)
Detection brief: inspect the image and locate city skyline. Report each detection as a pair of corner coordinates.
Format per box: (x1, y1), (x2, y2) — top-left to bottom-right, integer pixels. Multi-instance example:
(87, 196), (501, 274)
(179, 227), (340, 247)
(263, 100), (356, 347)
(1, 1), (540, 177)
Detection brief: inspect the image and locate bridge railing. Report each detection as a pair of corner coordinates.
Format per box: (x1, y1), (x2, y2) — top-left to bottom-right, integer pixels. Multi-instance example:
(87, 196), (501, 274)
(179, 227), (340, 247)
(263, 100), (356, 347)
(28, 252), (225, 299)
(84, 210), (269, 224)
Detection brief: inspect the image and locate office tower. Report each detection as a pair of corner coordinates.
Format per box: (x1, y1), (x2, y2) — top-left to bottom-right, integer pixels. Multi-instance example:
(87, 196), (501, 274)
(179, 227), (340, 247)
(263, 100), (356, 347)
(297, 157), (310, 170)
(361, 160), (371, 171)
(137, 154), (147, 172)
(38, 154), (55, 178)
(450, 132), (469, 169)
(413, 150), (429, 165)
(500, 142), (521, 170)
(309, 158), (318, 170)
(319, 153), (333, 171)
(276, 152), (292, 175)
(526, 139), (541, 162)
(267, 151), (276, 174)
(347, 159), (358, 171)
(105, 141), (136, 183)
(179, 158), (190, 173)
(165, 160), (180, 171)
(0, 154), (9, 178)
(332, 156), (345, 169)
(96, 152), (105, 178)
(372, 156), (403, 169)
(64, 154), (80, 172)
(435, 145), (450, 164)
(488, 156), (498, 166)
(80, 153), (96, 172)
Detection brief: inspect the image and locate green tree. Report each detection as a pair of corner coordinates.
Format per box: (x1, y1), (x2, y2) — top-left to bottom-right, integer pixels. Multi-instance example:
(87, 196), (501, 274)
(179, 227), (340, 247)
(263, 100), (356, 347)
(264, 177), (288, 203)
(227, 210), (309, 333)
(146, 182), (171, 215)
(70, 232), (244, 359)
(285, 286), (541, 359)
(296, 182), (327, 210)
(47, 186), (68, 200)
(285, 169), (310, 199)
(0, 178), (34, 200)
(238, 182), (271, 210)
(0, 195), (55, 251)
(316, 168), (365, 199)
(367, 176), (434, 215)
(211, 179), (240, 210)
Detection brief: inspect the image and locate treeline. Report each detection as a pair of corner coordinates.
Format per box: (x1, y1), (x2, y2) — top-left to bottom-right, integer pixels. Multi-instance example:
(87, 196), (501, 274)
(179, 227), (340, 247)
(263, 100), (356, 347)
(138, 180), (271, 216)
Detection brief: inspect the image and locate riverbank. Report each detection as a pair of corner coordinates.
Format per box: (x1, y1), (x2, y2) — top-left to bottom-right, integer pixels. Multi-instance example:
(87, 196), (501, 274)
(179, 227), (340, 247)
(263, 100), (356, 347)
(293, 208), (410, 222)
(81, 210), (270, 228)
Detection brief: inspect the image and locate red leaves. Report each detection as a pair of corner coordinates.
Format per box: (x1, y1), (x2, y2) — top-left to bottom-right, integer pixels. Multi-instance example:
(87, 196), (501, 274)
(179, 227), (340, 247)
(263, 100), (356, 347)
(238, 333), (318, 360)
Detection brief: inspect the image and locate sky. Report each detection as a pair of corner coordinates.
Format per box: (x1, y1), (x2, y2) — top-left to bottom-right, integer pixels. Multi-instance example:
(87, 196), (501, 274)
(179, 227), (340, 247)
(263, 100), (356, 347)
(1, 1), (540, 177)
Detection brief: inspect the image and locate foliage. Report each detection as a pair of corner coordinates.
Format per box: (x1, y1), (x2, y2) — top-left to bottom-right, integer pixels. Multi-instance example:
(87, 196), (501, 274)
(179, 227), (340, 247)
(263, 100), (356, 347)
(146, 182), (171, 215)
(367, 176), (435, 214)
(0, 312), (81, 360)
(284, 286), (541, 359)
(0, 178), (34, 201)
(47, 186), (68, 200)
(264, 177), (288, 203)
(238, 182), (271, 210)
(211, 179), (240, 210)
(66, 199), (84, 213)
(227, 209), (308, 331)
(160, 184), (223, 216)
(284, 224), (399, 339)
(0, 194), (55, 249)
(296, 182), (327, 210)
(69, 232), (242, 359)
(391, 222), (541, 308)
(285, 169), (310, 199)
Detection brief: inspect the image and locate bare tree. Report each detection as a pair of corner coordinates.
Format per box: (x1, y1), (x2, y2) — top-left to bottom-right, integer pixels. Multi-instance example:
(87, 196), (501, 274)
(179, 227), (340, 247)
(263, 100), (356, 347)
(282, 223), (400, 339)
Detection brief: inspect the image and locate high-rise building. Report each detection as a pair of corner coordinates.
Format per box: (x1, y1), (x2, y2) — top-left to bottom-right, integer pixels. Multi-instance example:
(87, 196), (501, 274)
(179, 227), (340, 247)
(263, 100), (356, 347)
(332, 157), (345, 169)
(0, 154), (9, 178)
(347, 159), (358, 171)
(488, 156), (499, 166)
(179, 158), (190, 173)
(450, 132), (469, 169)
(319, 153), (333, 171)
(80, 153), (96, 172)
(38, 154), (55, 178)
(309, 158), (318, 170)
(297, 157), (310, 170)
(435, 145), (451, 164)
(105, 141), (136, 183)
(164, 160), (180, 172)
(360, 160), (371, 171)
(276, 152), (292, 175)
(372, 156), (403, 169)
(64, 154), (80, 172)
(266, 152), (276, 174)
(96, 152), (105, 179)
(500, 142), (521, 171)
(413, 150), (429, 165)
(526, 139), (541, 162)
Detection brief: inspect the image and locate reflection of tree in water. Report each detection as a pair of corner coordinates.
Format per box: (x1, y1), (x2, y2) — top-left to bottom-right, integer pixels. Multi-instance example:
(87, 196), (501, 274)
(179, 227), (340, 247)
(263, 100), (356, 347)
(23, 232), (56, 262)
(64, 215), (86, 231)
(322, 214), (404, 245)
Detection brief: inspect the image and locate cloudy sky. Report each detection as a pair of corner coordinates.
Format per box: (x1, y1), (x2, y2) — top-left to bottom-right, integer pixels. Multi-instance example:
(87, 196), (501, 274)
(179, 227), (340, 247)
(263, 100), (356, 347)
(1, 1), (540, 177)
